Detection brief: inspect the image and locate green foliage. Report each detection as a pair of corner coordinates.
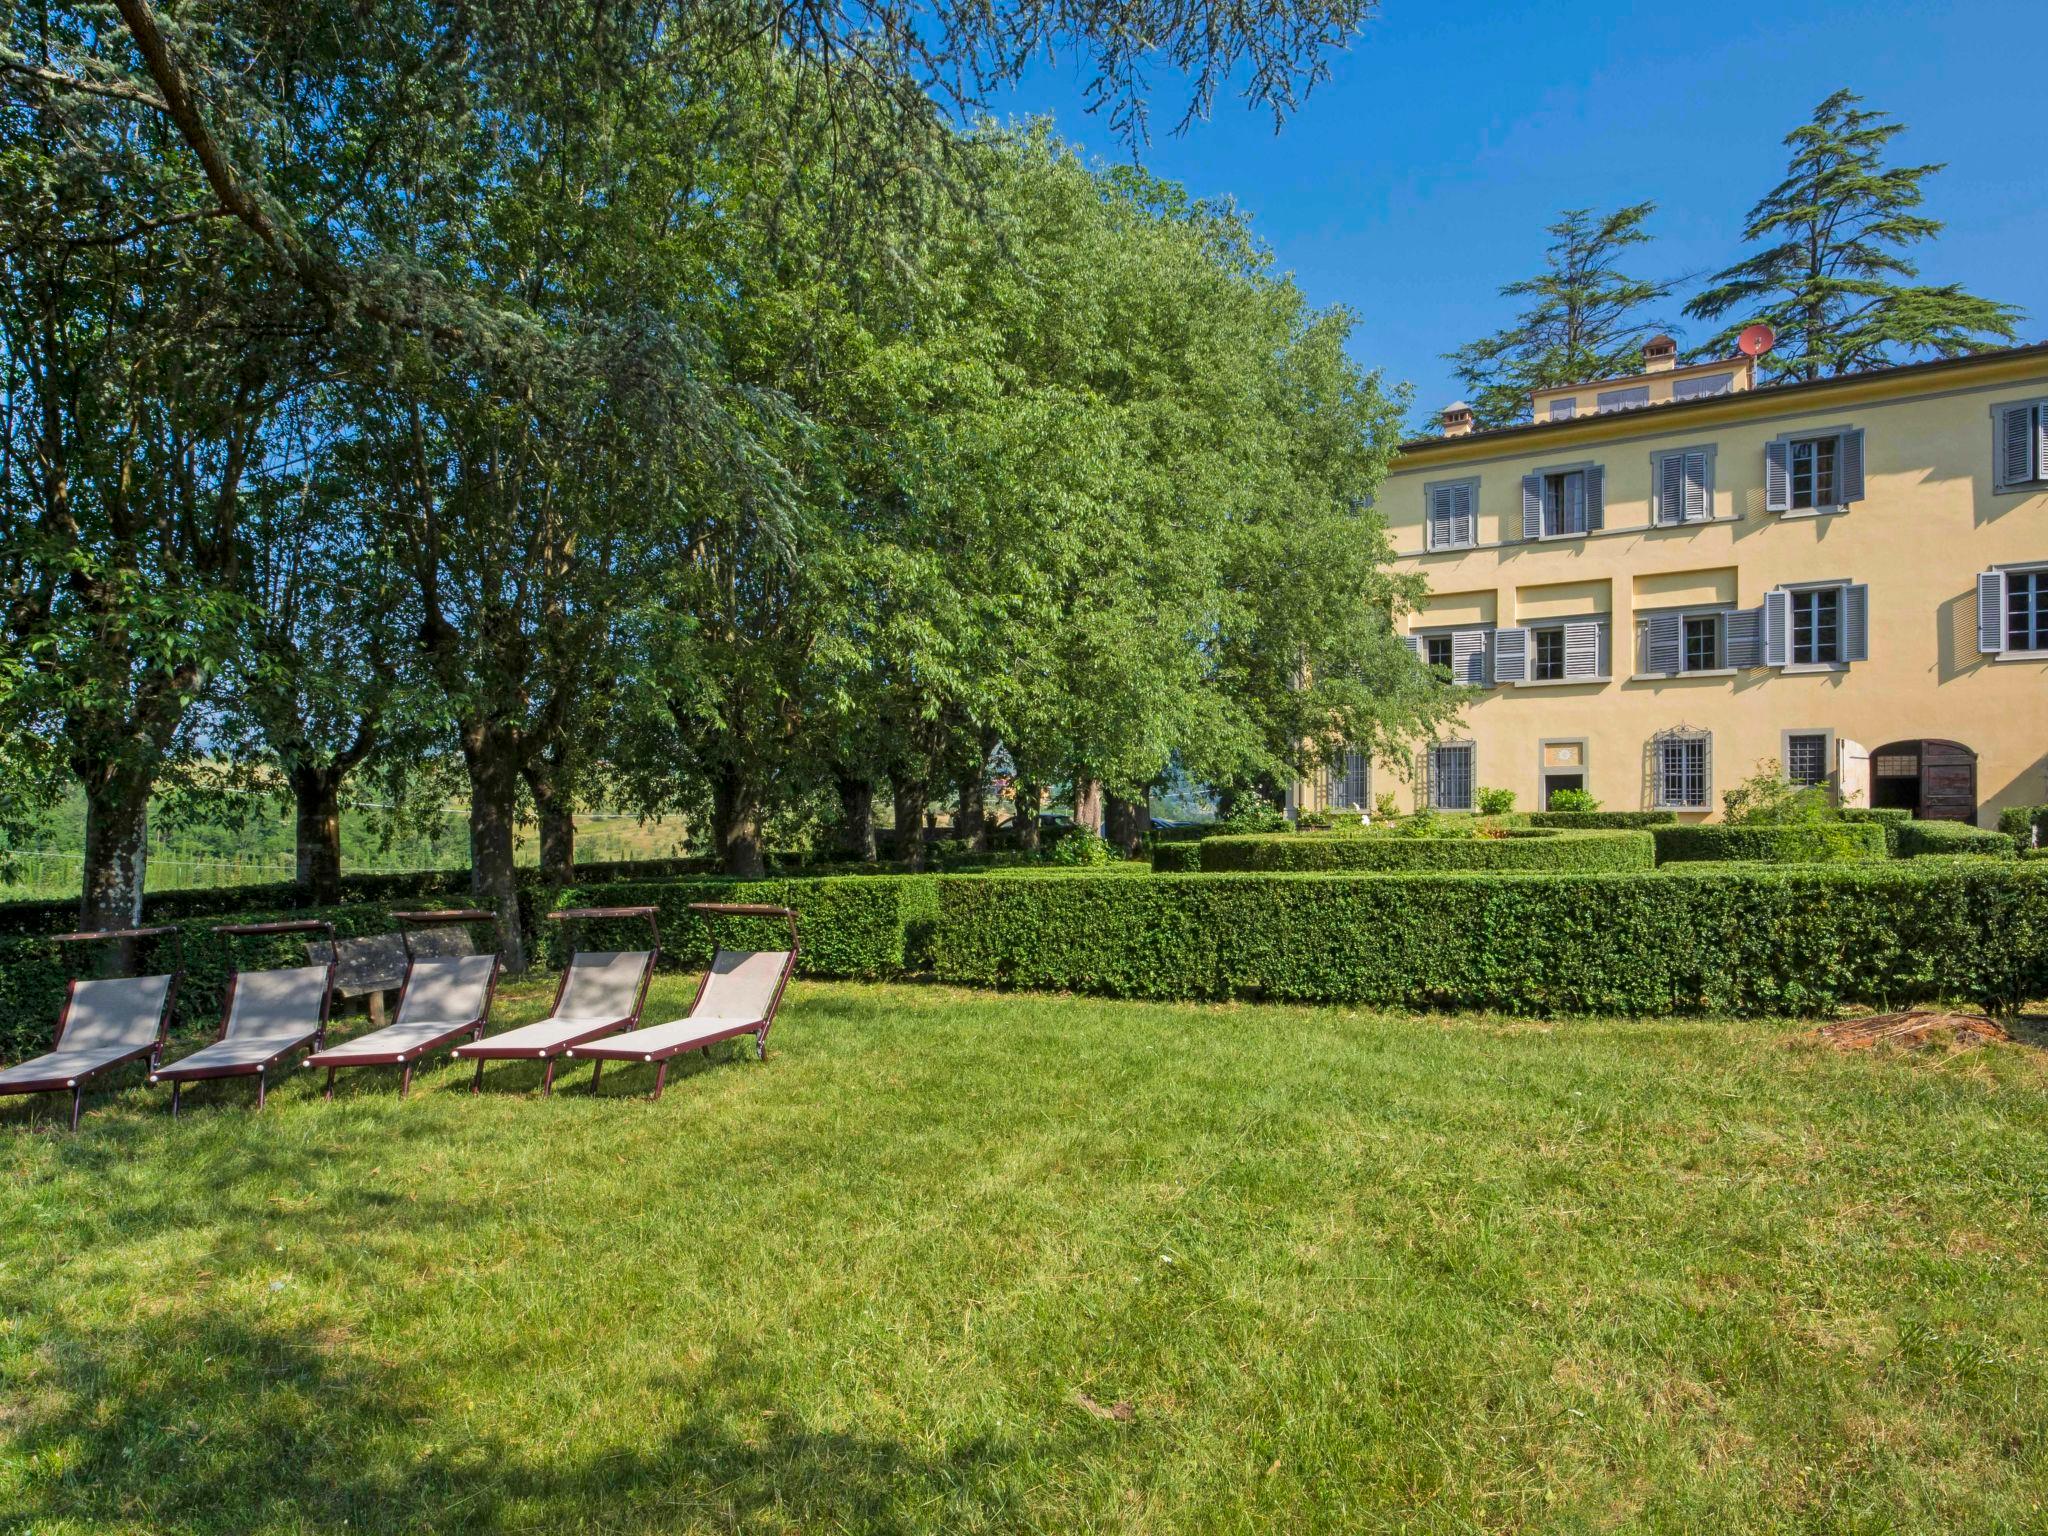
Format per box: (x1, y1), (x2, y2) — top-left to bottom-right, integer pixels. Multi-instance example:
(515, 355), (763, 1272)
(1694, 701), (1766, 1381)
(1895, 821), (2018, 860)
(1721, 760), (1837, 825)
(1444, 205), (1674, 429)
(1474, 786), (1516, 816)
(1546, 787), (1601, 812)
(928, 864), (2048, 1015)
(1685, 91), (2020, 381)
(1373, 791), (1401, 821)
(1529, 811), (1677, 829)
(1996, 806), (2048, 850)
(1652, 823), (1889, 865)
(1149, 843), (1205, 874)
(1199, 829), (1653, 873)
(1842, 807), (1914, 855)
(1048, 830), (1116, 867)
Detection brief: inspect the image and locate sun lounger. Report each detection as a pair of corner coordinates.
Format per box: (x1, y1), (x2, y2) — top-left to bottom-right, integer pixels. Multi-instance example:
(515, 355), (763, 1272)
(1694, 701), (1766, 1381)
(567, 903), (798, 1098)
(0, 927), (184, 1130)
(151, 921), (336, 1113)
(303, 911), (500, 1096)
(452, 906), (659, 1095)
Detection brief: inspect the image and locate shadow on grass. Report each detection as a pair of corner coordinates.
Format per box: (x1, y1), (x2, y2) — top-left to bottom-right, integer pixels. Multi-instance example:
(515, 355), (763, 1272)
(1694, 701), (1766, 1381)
(4, 1308), (1022, 1534)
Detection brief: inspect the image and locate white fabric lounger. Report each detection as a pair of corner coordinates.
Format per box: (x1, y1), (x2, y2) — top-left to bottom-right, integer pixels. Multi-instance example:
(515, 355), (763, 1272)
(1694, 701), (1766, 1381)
(568, 945), (795, 1099)
(305, 952), (499, 1096)
(1, 971), (176, 1130)
(152, 958), (333, 1113)
(452, 949), (654, 1095)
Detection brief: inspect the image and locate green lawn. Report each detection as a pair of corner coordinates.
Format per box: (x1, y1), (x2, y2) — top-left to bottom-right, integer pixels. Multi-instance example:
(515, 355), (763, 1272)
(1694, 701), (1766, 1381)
(5, 978), (2048, 1533)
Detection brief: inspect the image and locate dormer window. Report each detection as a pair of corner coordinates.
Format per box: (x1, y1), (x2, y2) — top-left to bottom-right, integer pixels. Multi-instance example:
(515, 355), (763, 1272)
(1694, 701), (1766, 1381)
(1548, 397), (1577, 421)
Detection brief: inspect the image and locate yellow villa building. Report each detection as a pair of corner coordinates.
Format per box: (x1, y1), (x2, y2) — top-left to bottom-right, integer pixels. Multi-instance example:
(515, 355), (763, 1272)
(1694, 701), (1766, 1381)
(1302, 338), (2048, 827)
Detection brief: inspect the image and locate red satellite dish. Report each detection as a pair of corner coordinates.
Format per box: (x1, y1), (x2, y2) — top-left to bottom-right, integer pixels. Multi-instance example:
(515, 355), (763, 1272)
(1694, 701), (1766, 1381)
(1737, 323), (1777, 358)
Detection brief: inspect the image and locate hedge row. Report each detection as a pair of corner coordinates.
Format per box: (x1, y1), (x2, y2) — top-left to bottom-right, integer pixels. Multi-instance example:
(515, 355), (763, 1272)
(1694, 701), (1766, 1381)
(1896, 820), (2018, 859)
(1150, 843), (1205, 874)
(1526, 810), (1678, 830)
(1200, 829), (1654, 874)
(1652, 822), (1889, 865)
(1998, 805), (2048, 849)
(1841, 807), (1913, 855)
(927, 864), (2048, 1015)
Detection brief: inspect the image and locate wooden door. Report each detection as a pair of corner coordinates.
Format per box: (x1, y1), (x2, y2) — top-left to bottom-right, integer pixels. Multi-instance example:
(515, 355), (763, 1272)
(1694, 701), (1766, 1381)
(1917, 740), (1977, 823)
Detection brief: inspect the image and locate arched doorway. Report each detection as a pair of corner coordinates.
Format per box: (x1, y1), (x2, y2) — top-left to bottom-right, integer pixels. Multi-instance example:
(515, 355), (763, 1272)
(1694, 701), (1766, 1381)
(1870, 740), (1978, 822)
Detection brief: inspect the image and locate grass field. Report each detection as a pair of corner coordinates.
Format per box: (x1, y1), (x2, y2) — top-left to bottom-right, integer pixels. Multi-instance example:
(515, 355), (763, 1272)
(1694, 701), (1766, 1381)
(4, 978), (2048, 1533)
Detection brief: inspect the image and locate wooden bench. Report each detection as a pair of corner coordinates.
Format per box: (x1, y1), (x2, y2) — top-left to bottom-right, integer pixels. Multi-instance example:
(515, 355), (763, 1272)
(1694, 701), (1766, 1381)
(308, 928), (477, 1026)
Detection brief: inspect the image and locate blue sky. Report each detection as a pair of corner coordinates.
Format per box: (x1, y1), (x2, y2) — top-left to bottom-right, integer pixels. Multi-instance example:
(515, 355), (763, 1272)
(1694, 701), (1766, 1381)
(990, 0), (2046, 434)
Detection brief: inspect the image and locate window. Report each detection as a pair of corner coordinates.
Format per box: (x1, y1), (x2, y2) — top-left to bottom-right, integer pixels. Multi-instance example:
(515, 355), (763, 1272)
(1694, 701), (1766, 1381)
(1785, 732), (1830, 787)
(1424, 634), (1454, 671)
(1597, 385), (1650, 412)
(1429, 743), (1474, 811)
(1682, 615), (1720, 673)
(1542, 471), (1586, 536)
(1789, 435), (1836, 510)
(1326, 751), (1370, 810)
(1768, 429), (1864, 513)
(1791, 586), (1841, 665)
(1549, 397), (1577, 421)
(1673, 371), (1734, 399)
(1656, 734), (1710, 810)
(1532, 626), (1567, 681)
(1425, 478), (1478, 551)
(2010, 570), (2048, 653)
(1995, 400), (2047, 490)
(1651, 447), (1714, 525)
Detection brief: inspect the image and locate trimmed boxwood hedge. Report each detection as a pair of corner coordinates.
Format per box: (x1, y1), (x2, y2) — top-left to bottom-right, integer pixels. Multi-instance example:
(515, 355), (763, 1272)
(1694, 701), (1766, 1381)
(1998, 805), (2048, 849)
(1895, 820), (2018, 859)
(1150, 843), (1205, 873)
(1199, 828), (1654, 874)
(1841, 807), (1912, 855)
(1527, 810), (1677, 830)
(1651, 822), (1889, 865)
(927, 863), (2048, 1015)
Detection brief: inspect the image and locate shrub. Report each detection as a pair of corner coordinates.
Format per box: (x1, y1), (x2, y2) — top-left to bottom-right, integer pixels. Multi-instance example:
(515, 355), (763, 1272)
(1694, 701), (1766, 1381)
(1048, 829), (1115, 866)
(1150, 843), (1204, 874)
(926, 863), (2048, 1016)
(1373, 792), (1401, 821)
(1652, 822), (1887, 865)
(1997, 805), (2048, 850)
(1840, 807), (1912, 855)
(1721, 760), (1837, 826)
(1895, 820), (2018, 859)
(1547, 787), (1600, 812)
(1528, 810), (1677, 830)
(1199, 829), (1653, 874)
(1475, 786), (1516, 815)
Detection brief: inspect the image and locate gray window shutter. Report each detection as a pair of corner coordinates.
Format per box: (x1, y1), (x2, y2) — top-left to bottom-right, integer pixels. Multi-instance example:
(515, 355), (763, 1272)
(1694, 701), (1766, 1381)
(1656, 453), (1684, 526)
(1683, 450), (1710, 521)
(1838, 429), (1865, 504)
(1762, 589), (1791, 667)
(1584, 465), (1605, 531)
(1452, 628), (1488, 685)
(1725, 606), (1763, 667)
(1401, 634), (1423, 659)
(1563, 620), (1604, 679)
(2037, 406), (2048, 484)
(1451, 482), (1474, 547)
(1644, 613), (1682, 675)
(1978, 570), (2008, 653)
(1701, 733), (1713, 808)
(1521, 475), (1542, 540)
(1492, 626), (1529, 684)
(1765, 441), (1790, 512)
(1843, 582), (1869, 663)
(2000, 405), (2033, 489)
(1428, 486), (1452, 549)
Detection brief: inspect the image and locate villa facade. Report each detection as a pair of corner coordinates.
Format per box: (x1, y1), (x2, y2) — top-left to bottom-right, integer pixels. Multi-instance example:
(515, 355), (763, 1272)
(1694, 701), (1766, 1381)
(1304, 339), (2048, 826)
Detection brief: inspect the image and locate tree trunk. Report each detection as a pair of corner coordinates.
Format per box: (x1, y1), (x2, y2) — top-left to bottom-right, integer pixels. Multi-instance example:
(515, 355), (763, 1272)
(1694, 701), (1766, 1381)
(1104, 792), (1147, 859)
(291, 764), (345, 906)
(464, 724), (527, 973)
(79, 763), (150, 931)
(893, 773), (929, 872)
(1013, 780), (1042, 854)
(835, 772), (877, 863)
(712, 763), (766, 878)
(957, 769), (988, 853)
(524, 758), (575, 884)
(1071, 776), (1104, 837)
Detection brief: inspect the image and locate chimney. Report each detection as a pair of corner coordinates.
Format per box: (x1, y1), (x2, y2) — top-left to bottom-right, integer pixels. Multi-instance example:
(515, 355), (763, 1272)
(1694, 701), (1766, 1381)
(1440, 401), (1474, 438)
(1642, 334), (1678, 374)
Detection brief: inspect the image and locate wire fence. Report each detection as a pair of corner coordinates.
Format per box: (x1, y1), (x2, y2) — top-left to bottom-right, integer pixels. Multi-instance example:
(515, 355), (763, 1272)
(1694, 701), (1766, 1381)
(0, 849), (436, 902)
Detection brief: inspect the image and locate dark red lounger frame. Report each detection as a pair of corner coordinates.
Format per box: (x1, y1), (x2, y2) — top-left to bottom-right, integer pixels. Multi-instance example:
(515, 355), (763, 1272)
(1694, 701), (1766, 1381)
(459, 906), (660, 1096)
(154, 921), (337, 1115)
(572, 903), (799, 1099)
(304, 910), (501, 1098)
(0, 926), (184, 1130)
